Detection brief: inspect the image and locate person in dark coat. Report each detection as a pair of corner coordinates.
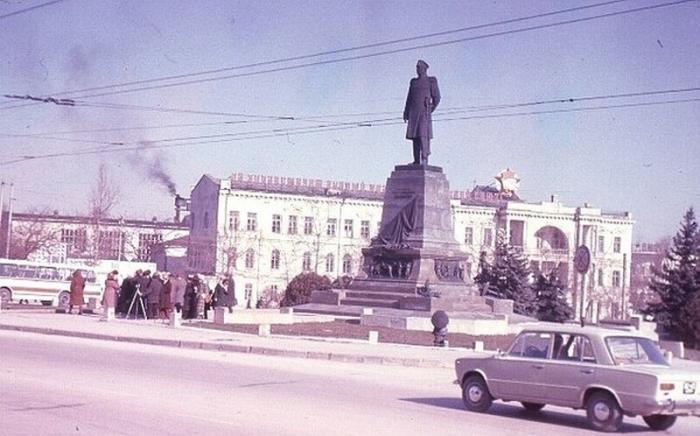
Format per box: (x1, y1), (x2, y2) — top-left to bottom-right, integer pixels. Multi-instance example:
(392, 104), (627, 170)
(160, 273), (173, 320)
(143, 272), (163, 319)
(403, 59), (440, 166)
(214, 277), (237, 313)
(184, 275), (199, 319)
(170, 273), (186, 315)
(116, 273), (136, 315)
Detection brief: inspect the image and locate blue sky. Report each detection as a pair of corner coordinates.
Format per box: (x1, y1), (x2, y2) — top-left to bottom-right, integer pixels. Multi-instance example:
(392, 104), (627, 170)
(0, 0), (698, 242)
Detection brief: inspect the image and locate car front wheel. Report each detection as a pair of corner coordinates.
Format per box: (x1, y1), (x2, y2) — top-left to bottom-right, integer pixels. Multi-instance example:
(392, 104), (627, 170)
(643, 414), (676, 431)
(586, 392), (623, 432)
(462, 375), (493, 413)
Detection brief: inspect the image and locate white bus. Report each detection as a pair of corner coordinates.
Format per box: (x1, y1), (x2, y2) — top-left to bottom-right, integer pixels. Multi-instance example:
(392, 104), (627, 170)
(0, 259), (102, 307)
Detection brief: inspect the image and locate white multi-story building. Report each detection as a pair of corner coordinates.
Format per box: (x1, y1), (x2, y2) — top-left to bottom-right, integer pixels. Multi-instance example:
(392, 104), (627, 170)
(188, 172), (634, 318)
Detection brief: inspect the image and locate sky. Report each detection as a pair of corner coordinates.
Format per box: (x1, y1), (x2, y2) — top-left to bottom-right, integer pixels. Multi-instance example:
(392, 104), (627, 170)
(0, 0), (698, 242)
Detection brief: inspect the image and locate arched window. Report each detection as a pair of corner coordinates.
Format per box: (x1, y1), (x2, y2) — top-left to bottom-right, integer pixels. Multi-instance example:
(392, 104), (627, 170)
(342, 254), (353, 275)
(302, 252), (312, 271)
(270, 249), (280, 270)
(325, 253), (335, 274)
(245, 249), (255, 269)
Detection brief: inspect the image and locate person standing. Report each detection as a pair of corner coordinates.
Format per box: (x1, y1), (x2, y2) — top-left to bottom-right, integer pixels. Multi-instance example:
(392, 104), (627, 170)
(171, 272), (186, 315)
(144, 272), (163, 319)
(403, 59), (440, 166)
(160, 273), (173, 320)
(102, 270), (120, 314)
(68, 270), (85, 314)
(215, 277), (236, 313)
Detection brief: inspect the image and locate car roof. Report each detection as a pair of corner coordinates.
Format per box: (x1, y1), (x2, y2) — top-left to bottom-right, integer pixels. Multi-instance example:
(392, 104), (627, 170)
(516, 322), (650, 339)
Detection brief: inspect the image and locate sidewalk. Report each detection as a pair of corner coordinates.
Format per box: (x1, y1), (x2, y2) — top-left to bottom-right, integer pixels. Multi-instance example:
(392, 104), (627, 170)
(0, 310), (476, 369)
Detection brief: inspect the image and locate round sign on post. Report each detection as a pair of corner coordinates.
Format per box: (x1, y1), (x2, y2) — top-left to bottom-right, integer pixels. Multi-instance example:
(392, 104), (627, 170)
(574, 245), (591, 275)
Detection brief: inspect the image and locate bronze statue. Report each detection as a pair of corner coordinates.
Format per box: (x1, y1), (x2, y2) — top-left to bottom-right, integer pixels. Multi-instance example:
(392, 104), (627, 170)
(403, 60), (440, 165)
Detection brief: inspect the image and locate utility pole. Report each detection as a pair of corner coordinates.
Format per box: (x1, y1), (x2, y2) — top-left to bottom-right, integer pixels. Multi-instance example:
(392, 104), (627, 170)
(0, 182), (5, 258)
(5, 183), (14, 258)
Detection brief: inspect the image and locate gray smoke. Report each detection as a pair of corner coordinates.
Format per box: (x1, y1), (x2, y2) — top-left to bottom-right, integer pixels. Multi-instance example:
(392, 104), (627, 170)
(127, 142), (178, 195)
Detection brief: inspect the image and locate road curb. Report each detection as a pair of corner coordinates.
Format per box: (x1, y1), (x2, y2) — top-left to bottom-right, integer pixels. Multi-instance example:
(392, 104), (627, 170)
(0, 323), (451, 369)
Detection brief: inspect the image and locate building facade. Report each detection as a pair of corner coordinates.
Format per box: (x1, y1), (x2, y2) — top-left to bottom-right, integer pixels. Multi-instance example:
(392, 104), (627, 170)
(188, 172), (634, 318)
(2, 212), (189, 268)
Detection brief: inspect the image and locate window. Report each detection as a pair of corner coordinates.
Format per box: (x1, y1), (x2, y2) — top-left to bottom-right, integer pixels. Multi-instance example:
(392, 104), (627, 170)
(137, 233), (163, 261)
(190, 212), (195, 229)
(98, 230), (125, 260)
(245, 249), (255, 269)
(203, 212), (210, 229)
(304, 217), (314, 235)
(61, 228), (86, 253)
(360, 220), (370, 239)
(326, 219), (337, 237)
(553, 334), (596, 363)
(244, 283), (253, 300)
(344, 219), (354, 238)
(606, 336), (668, 365)
(228, 211), (240, 232)
(270, 249), (280, 270)
(325, 253), (335, 273)
(247, 213), (257, 231)
(342, 254), (353, 275)
(483, 228), (493, 247)
(597, 269), (604, 286)
(613, 236), (621, 253)
(272, 214), (281, 233)
(508, 332), (551, 359)
(612, 270), (621, 288)
(302, 252), (312, 271)
(288, 215), (298, 234)
(597, 235), (605, 253)
(464, 227), (473, 245)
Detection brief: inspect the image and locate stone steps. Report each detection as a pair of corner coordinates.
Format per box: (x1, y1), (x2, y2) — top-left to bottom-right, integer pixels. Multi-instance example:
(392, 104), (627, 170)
(344, 291), (412, 301)
(340, 297), (400, 309)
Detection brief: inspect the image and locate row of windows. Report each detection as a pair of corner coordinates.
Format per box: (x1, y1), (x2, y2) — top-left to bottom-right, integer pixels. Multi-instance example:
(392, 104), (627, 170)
(598, 269), (623, 288)
(228, 211), (373, 239)
(463, 227), (494, 247)
(235, 249), (354, 274)
(598, 235), (623, 254)
(59, 228), (163, 261)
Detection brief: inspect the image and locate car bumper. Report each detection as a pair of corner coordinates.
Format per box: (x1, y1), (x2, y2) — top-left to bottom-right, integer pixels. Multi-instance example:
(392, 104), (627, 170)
(640, 398), (700, 416)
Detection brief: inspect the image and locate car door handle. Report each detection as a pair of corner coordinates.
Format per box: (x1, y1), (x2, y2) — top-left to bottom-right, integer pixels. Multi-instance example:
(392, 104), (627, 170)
(532, 364), (544, 370)
(580, 369), (595, 375)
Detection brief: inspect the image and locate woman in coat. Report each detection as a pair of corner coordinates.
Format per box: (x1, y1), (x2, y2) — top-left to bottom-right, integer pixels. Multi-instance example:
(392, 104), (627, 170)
(68, 270), (86, 314)
(102, 271), (119, 311)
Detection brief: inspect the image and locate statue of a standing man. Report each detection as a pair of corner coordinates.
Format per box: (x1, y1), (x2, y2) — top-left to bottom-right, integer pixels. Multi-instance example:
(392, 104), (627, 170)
(403, 60), (440, 166)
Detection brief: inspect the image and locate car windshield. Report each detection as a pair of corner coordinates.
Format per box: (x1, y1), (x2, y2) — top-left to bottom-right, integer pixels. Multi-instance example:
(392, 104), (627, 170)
(605, 336), (668, 366)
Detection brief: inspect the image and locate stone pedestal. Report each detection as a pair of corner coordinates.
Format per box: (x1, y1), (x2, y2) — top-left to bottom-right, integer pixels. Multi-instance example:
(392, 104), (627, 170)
(347, 164), (475, 311)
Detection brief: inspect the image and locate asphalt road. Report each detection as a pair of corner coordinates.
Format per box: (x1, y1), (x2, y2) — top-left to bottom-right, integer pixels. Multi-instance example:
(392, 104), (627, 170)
(1, 331), (698, 435)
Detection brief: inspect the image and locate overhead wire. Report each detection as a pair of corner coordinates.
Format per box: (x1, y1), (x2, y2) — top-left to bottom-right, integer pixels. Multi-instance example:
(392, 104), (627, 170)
(0, 0), (66, 20)
(0, 0), (635, 107)
(1, 95), (697, 166)
(3, 86), (698, 138)
(1, 0), (694, 112)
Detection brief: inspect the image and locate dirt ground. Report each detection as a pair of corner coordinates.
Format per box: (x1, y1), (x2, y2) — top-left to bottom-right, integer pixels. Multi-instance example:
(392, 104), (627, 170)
(191, 319), (515, 350)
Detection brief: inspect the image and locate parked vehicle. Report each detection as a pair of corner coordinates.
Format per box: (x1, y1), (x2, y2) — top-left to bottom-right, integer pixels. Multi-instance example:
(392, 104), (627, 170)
(454, 323), (700, 432)
(0, 259), (101, 307)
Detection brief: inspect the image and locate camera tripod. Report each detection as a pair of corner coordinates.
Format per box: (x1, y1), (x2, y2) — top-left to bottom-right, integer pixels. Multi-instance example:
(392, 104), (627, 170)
(126, 288), (148, 320)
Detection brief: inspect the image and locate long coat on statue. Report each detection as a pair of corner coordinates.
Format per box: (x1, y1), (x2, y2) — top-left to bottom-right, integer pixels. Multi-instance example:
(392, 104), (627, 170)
(403, 75), (440, 143)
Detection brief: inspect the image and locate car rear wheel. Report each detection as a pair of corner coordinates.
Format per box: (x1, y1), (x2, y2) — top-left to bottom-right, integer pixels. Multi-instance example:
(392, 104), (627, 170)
(462, 375), (493, 413)
(0, 288), (11, 308)
(521, 402), (545, 411)
(586, 392), (623, 432)
(643, 414), (676, 431)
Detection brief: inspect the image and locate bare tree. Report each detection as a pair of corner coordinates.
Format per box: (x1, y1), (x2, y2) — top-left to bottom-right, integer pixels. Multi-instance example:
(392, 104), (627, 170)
(89, 163), (120, 220)
(9, 209), (61, 259)
(88, 163), (120, 261)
